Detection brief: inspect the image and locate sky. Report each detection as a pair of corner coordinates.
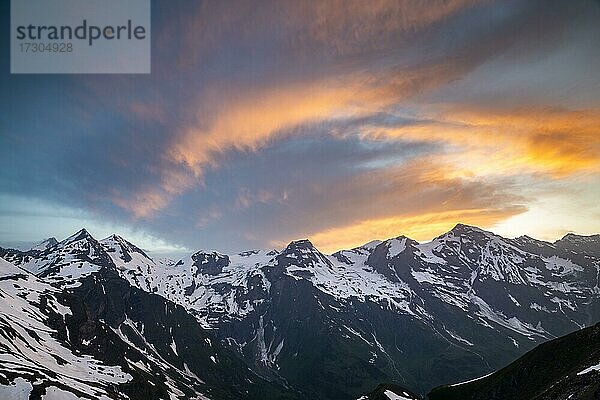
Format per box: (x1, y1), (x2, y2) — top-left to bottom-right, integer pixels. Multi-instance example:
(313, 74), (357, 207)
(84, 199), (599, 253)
(1, 0), (599, 254)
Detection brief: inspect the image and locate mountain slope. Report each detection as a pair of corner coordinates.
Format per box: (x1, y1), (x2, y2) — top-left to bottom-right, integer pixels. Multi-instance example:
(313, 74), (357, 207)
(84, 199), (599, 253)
(0, 253), (299, 399)
(0, 257), (131, 399)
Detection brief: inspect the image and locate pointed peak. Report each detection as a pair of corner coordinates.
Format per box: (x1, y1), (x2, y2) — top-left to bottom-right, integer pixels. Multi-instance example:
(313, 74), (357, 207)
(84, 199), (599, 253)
(512, 235), (555, 251)
(278, 239), (331, 268)
(101, 234), (151, 260)
(101, 233), (129, 246)
(439, 223), (491, 239)
(380, 235), (418, 248)
(288, 238), (315, 247)
(62, 228), (94, 244)
(515, 234), (552, 244)
(516, 234), (534, 240)
(391, 234), (418, 242)
(450, 223), (480, 233)
(30, 237), (59, 251)
(279, 239), (321, 255)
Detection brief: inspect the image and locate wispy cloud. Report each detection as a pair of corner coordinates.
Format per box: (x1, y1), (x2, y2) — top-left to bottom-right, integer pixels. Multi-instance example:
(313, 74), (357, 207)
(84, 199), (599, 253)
(364, 106), (600, 178)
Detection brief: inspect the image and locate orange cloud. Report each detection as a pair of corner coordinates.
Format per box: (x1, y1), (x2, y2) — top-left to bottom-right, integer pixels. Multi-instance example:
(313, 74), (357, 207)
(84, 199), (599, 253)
(365, 107), (600, 178)
(111, 188), (172, 219)
(159, 0), (490, 200)
(169, 78), (369, 174)
(111, 168), (196, 218)
(167, 55), (491, 178)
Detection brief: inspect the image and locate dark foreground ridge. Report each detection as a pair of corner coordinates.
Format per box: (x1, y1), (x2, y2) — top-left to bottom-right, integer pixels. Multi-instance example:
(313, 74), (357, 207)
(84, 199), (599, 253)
(427, 322), (600, 400)
(361, 323), (600, 400)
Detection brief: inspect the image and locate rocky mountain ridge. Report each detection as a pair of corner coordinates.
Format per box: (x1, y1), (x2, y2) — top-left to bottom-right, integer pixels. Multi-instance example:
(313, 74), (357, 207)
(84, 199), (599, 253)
(1, 224), (598, 399)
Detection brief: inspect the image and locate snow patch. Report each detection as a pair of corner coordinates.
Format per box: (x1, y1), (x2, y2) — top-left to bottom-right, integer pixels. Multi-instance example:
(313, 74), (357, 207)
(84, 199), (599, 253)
(578, 362), (600, 376)
(0, 377), (33, 399)
(384, 389), (416, 400)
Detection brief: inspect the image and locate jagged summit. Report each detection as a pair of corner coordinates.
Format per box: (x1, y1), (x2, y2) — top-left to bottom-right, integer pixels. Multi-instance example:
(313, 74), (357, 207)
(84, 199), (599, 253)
(278, 238), (332, 269)
(380, 235), (418, 259)
(0, 228), (116, 286)
(515, 234), (536, 242)
(427, 224), (505, 251)
(558, 232), (600, 243)
(280, 238), (326, 257)
(30, 237), (59, 252)
(61, 227), (95, 244)
(555, 232), (600, 258)
(285, 238), (317, 249)
(101, 233), (151, 261)
(446, 223), (490, 237)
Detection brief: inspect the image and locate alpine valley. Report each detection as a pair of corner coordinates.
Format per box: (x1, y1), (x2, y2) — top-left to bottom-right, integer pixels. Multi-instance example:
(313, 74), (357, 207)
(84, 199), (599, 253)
(1, 224), (599, 400)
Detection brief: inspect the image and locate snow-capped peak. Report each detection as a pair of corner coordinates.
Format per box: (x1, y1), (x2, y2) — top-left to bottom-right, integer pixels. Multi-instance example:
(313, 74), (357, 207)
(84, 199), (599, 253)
(6, 228), (116, 287)
(384, 236), (415, 258)
(285, 239), (317, 250)
(100, 234), (152, 263)
(280, 239), (323, 259)
(60, 228), (94, 246)
(2, 223), (597, 372)
(444, 223), (492, 238)
(29, 237), (58, 252)
(55, 228), (107, 257)
(278, 239), (332, 269)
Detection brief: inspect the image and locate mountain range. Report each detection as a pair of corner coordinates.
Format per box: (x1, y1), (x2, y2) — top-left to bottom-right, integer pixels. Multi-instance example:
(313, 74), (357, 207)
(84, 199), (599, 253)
(0, 224), (599, 399)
